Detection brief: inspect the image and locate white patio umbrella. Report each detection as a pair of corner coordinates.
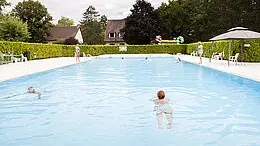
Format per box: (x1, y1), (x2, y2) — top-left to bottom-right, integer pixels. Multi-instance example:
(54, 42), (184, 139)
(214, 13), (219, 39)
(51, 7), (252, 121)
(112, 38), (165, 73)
(209, 27), (260, 66)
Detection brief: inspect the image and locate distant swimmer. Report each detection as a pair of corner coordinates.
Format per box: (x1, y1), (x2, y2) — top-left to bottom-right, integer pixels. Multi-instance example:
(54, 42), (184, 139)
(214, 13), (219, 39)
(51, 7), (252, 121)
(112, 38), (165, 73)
(3, 87), (43, 99)
(27, 87), (41, 98)
(177, 57), (182, 63)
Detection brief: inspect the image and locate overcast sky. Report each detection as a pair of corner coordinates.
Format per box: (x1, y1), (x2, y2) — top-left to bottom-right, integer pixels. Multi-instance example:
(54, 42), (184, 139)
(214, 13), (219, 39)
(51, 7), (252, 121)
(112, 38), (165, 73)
(5, 0), (168, 24)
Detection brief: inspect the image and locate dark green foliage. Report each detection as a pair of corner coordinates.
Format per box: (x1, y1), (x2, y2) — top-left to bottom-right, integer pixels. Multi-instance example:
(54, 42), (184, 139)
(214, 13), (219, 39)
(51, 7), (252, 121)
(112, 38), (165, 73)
(122, 0), (160, 45)
(12, 0), (53, 43)
(64, 37), (79, 45)
(158, 0), (260, 43)
(80, 5), (106, 45)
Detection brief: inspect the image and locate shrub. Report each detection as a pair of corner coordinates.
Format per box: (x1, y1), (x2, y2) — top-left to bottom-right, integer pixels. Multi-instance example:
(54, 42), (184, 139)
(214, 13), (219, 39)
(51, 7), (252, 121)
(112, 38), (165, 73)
(0, 40), (259, 62)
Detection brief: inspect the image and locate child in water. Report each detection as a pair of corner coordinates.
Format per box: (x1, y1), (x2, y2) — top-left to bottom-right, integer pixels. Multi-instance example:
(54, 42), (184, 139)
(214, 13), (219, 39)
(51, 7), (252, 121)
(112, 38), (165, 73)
(153, 90), (173, 129)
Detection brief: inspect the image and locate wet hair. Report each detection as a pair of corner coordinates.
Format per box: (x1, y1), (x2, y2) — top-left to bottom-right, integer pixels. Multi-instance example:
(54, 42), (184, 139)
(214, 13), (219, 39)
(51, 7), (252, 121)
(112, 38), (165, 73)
(157, 90), (165, 99)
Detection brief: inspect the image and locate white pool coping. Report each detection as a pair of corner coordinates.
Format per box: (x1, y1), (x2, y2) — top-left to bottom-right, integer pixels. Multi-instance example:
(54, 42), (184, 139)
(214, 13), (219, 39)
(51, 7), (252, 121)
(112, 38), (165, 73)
(0, 54), (260, 83)
(0, 57), (94, 82)
(180, 55), (260, 82)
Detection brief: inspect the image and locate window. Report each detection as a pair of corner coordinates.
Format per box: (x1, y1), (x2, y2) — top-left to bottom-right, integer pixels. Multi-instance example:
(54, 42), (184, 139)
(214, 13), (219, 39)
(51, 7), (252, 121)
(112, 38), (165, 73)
(109, 33), (115, 38)
(119, 32), (124, 38)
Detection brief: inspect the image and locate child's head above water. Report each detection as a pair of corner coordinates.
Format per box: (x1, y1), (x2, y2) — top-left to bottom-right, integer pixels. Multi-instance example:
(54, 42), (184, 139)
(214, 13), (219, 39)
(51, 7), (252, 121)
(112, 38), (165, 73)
(157, 90), (165, 99)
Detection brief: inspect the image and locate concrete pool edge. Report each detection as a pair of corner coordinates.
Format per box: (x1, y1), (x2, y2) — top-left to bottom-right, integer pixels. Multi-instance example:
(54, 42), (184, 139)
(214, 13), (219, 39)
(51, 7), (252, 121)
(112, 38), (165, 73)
(0, 57), (94, 83)
(180, 55), (260, 82)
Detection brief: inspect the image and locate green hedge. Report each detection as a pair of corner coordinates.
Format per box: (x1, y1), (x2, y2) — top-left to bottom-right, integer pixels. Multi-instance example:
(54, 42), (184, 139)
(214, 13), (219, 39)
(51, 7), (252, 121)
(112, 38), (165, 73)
(187, 40), (260, 62)
(0, 40), (259, 62)
(0, 41), (186, 60)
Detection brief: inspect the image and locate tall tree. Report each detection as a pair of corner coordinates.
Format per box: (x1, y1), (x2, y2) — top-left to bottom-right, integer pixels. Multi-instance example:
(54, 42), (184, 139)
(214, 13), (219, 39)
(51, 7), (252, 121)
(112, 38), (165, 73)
(80, 5), (100, 24)
(80, 5), (105, 45)
(0, 0), (10, 15)
(0, 15), (30, 42)
(158, 0), (198, 43)
(57, 16), (74, 26)
(158, 0), (260, 43)
(100, 15), (107, 31)
(122, 0), (160, 44)
(12, 0), (53, 43)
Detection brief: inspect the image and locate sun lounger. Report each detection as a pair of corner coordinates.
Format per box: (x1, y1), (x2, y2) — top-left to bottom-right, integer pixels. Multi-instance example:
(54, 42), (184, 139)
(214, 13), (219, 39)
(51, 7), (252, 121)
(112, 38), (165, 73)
(0, 51), (9, 65)
(212, 51), (224, 60)
(191, 51), (198, 56)
(229, 53), (239, 65)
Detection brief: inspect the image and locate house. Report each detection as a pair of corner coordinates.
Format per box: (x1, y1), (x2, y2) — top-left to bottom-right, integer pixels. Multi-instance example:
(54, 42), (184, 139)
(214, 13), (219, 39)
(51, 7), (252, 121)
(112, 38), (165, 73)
(46, 26), (83, 44)
(105, 19), (126, 45)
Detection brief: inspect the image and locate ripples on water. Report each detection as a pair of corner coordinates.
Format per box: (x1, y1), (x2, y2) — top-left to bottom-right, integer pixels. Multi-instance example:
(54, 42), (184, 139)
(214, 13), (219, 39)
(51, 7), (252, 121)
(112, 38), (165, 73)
(0, 57), (260, 146)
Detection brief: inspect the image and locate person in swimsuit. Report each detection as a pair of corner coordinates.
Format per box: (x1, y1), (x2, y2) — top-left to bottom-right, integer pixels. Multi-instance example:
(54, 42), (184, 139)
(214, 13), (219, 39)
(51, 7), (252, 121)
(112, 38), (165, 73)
(153, 90), (173, 129)
(27, 87), (41, 98)
(75, 44), (81, 62)
(198, 41), (203, 64)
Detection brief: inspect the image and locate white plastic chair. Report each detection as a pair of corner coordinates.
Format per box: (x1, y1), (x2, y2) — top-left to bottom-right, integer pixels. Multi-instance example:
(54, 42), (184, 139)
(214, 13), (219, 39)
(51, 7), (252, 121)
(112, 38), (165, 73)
(191, 51), (197, 56)
(21, 54), (28, 62)
(229, 53), (239, 65)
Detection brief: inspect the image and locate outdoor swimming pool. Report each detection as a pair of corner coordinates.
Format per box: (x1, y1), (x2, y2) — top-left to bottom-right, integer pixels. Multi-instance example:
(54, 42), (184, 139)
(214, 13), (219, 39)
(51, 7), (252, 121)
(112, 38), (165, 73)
(1, 56), (260, 146)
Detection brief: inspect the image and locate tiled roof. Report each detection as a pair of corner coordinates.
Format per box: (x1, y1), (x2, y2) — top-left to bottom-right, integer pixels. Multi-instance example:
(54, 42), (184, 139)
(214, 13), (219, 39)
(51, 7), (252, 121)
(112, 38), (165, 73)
(47, 26), (79, 41)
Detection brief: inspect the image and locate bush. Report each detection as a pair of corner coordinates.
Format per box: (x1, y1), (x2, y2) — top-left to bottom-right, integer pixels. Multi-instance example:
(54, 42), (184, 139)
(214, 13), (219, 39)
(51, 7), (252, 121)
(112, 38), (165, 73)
(186, 40), (260, 62)
(0, 40), (259, 62)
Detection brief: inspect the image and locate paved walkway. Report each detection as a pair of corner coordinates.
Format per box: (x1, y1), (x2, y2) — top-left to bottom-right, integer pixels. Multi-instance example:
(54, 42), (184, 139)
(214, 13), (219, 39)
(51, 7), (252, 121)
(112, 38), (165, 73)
(181, 55), (260, 82)
(0, 57), (93, 82)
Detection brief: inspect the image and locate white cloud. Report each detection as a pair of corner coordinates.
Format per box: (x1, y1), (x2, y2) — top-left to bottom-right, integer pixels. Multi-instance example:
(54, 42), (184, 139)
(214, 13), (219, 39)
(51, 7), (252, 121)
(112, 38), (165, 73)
(6, 0), (168, 24)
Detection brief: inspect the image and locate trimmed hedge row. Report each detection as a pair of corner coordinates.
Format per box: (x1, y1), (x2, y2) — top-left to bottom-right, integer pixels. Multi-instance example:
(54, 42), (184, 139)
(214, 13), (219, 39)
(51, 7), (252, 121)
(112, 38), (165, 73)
(0, 40), (259, 62)
(187, 40), (260, 62)
(0, 41), (187, 59)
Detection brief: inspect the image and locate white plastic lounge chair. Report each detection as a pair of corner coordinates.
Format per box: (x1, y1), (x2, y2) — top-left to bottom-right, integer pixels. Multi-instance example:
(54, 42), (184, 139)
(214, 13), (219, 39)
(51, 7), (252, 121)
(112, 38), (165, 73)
(219, 52), (224, 60)
(82, 52), (86, 57)
(191, 51), (198, 56)
(229, 53), (239, 65)
(11, 55), (18, 63)
(21, 54), (28, 62)
(212, 52), (224, 60)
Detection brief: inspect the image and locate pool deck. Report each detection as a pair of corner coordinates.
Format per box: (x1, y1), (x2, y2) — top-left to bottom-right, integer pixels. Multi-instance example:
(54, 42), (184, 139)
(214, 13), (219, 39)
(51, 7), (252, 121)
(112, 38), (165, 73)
(181, 55), (260, 82)
(0, 55), (260, 83)
(0, 57), (93, 82)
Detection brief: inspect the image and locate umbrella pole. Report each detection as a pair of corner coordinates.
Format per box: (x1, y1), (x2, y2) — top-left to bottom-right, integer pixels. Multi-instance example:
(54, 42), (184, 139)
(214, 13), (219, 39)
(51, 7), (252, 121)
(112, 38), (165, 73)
(240, 40), (243, 65)
(209, 41), (214, 63)
(228, 41), (232, 66)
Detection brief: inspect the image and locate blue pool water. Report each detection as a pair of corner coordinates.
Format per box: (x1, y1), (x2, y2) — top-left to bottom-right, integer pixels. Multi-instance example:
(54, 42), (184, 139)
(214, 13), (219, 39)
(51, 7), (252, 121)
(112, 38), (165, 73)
(1, 56), (260, 146)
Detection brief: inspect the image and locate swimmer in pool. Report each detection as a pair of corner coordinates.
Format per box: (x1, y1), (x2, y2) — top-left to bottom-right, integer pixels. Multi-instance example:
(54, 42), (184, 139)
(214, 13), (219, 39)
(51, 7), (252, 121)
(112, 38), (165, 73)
(153, 90), (173, 129)
(27, 87), (41, 98)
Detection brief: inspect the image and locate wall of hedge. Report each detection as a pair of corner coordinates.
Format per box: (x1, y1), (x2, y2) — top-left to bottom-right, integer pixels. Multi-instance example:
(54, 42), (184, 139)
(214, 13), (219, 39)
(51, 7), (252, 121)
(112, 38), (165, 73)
(187, 40), (260, 62)
(0, 40), (259, 62)
(0, 41), (187, 60)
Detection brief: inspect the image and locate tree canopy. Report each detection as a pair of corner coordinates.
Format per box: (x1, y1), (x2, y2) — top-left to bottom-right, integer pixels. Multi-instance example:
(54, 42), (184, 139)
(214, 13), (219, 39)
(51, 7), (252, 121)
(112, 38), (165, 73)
(80, 5), (107, 45)
(57, 16), (74, 26)
(122, 0), (160, 44)
(0, 15), (30, 42)
(0, 0), (10, 15)
(12, 0), (53, 43)
(158, 0), (260, 43)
